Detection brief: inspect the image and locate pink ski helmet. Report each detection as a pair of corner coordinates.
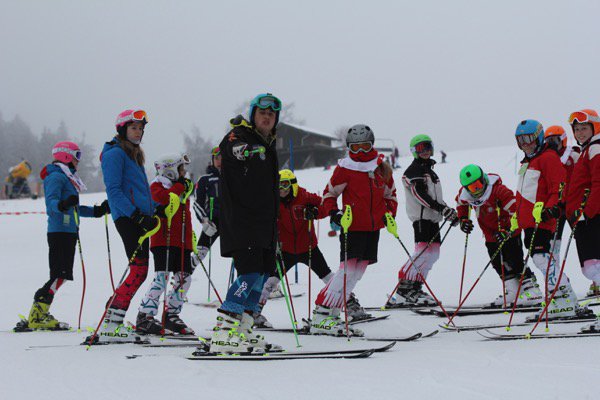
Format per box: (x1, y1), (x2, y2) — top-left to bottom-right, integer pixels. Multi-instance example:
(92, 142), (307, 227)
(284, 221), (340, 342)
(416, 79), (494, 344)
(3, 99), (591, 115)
(52, 141), (81, 164)
(115, 109), (149, 137)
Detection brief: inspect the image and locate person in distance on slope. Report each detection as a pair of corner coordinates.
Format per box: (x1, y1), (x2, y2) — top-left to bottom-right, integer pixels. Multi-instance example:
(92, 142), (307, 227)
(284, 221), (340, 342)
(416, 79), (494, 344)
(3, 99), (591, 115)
(456, 164), (542, 308)
(20, 141), (109, 331)
(254, 169), (336, 328)
(387, 134), (458, 307)
(136, 153), (196, 335)
(310, 124), (397, 336)
(90, 109), (159, 343)
(209, 93), (282, 353)
(514, 119), (590, 320)
(561, 110), (600, 332)
(193, 146), (221, 266)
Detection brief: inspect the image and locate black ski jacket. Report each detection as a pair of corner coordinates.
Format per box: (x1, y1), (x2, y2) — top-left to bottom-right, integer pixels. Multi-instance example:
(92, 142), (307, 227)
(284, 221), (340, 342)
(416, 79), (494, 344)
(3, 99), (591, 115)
(218, 116), (279, 257)
(194, 165), (220, 222)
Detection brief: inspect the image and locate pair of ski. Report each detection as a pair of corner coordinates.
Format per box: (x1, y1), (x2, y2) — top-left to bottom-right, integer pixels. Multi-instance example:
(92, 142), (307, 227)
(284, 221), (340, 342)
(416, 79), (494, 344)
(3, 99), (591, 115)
(439, 314), (597, 332)
(478, 328), (600, 341)
(190, 293), (305, 309)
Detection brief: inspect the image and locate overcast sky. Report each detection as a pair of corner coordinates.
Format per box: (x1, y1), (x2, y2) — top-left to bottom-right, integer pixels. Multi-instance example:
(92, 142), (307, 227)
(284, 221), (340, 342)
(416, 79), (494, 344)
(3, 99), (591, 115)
(1, 0), (599, 162)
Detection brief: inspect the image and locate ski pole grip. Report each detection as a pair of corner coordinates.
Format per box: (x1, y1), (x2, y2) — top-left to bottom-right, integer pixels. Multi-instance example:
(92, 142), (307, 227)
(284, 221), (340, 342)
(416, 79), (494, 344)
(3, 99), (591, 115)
(532, 202), (544, 224)
(165, 192), (181, 228)
(341, 205), (352, 234)
(384, 212), (398, 238)
(192, 230), (198, 255)
(510, 213), (519, 231)
(138, 216), (161, 244)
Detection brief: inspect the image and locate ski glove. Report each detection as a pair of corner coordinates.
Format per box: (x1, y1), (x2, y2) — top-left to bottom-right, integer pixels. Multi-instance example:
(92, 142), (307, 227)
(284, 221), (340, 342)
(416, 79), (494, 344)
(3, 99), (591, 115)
(131, 209), (158, 232)
(58, 195), (79, 212)
(182, 179), (194, 202)
(329, 210), (343, 232)
(202, 218), (218, 237)
(93, 200), (110, 218)
(441, 206), (459, 226)
(568, 209), (583, 225)
(459, 217), (474, 234)
(494, 228), (510, 243)
(304, 205), (319, 220)
(190, 253), (201, 271)
(541, 204), (562, 222)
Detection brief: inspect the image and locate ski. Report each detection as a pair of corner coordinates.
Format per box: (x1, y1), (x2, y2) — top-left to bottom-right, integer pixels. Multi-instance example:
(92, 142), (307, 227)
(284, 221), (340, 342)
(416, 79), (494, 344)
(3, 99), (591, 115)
(186, 350), (374, 361)
(412, 306), (539, 317)
(269, 292), (305, 300)
(254, 314), (389, 332)
(364, 305), (429, 311)
(477, 329), (600, 341)
(439, 316), (597, 332)
(251, 325), (423, 342)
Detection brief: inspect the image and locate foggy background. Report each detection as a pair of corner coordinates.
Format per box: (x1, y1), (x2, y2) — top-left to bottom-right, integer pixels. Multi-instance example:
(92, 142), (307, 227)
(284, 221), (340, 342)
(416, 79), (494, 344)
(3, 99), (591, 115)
(1, 0), (599, 188)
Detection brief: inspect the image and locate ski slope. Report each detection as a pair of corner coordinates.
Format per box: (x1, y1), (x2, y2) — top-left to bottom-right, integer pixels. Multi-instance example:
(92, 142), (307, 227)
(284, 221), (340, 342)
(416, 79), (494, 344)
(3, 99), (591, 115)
(1, 146), (598, 400)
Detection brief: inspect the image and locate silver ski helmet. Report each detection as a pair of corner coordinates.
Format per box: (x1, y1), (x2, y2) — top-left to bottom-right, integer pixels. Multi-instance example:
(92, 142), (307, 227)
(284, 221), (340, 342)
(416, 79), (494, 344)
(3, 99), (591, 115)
(346, 124), (375, 152)
(154, 153), (190, 181)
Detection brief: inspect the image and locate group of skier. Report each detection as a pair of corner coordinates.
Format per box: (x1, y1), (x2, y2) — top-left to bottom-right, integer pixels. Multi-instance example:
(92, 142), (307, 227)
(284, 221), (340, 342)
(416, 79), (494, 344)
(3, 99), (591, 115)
(17, 92), (600, 353)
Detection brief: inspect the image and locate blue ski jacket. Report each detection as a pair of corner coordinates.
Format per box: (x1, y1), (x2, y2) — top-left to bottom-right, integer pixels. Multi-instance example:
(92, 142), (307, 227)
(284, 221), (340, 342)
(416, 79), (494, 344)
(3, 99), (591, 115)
(42, 163), (94, 233)
(100, 137), (153, 221)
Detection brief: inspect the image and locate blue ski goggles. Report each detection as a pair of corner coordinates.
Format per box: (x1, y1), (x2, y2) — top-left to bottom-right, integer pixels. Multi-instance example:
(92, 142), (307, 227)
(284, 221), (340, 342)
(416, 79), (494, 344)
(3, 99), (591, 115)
(255, 95), (282, 111)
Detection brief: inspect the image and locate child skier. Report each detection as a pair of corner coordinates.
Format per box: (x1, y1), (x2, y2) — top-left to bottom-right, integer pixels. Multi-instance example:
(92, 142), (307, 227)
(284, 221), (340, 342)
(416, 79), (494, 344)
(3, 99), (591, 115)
(562, 110), (600, 331)
(193, 146), (221, 264)
(387, 134), (458, 307)
(514, 119), (590, 320)
(310, 124), (397, 336)
(456, 164), (542, 308)
(19, 141), (109, 331)
(136, 153), (195, 335)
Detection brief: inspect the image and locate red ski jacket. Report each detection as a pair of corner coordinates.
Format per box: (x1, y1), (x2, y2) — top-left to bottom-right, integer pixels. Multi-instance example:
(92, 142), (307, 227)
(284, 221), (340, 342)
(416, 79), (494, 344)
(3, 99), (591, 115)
(515, 148), (566, 231)
(322, 156), (397, 232)
(150, 178), (193, 250)
(566, 136), (600, 219)
(455, 174), (520, 243)
(278, 187), (326, 254)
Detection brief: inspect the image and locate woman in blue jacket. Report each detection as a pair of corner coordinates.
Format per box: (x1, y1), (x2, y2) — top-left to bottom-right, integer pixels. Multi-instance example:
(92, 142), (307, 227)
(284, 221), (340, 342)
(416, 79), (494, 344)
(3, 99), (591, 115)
(19, 141), (109, 331)
(94, 109), (158, 343)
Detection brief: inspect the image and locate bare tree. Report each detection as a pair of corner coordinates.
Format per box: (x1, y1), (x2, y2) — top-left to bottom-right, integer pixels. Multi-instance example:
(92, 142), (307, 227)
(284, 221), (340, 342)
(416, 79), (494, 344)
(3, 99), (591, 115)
(182, 125), (214, 183)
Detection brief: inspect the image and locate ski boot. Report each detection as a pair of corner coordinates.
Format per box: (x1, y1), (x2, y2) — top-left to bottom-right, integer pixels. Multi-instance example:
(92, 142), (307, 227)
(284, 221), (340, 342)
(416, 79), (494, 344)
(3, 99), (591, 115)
(25, 301), (70, 331)
(581, 318), (600, 334)
(88, 308), (143, 344)
(163, 313), (195, 335)
(412, 281), (437, 306)
(488, 278), (520, 308)
(310, 305), (363, 336)
(252, 311), (273, 328)
(268, 285), (284, 299)
(519, 276), (543, 307)
(386, 280), (419, 307)
(347, 292), (372, 321)
(209, 310), (252, 354)
(135, 311), (166, 335)
(587, 282), (600, 298)
(240, 312), (282, 352)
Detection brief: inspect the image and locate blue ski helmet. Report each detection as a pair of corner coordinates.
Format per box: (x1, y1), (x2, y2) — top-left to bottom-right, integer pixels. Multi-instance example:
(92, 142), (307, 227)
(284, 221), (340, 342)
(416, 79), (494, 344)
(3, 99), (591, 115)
(248, 93), (282, 127)
(515, 119), (544, 157)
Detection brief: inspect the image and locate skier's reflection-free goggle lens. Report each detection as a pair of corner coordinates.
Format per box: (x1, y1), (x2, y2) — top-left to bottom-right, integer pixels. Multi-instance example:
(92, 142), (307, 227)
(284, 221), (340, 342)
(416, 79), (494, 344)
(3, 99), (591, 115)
(255, 95), (282, 111)
(349, 142), (373, 154)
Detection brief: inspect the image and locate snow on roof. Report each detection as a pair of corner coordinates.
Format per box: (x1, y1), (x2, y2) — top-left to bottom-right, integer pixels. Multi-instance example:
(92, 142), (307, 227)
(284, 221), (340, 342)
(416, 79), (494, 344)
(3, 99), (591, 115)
(279, 121), (337, 140)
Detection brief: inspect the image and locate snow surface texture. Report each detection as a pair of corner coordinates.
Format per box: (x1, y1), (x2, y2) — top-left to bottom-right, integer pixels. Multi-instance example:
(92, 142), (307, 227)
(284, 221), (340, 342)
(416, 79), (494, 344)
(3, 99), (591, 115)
(1, 146), (597, 400)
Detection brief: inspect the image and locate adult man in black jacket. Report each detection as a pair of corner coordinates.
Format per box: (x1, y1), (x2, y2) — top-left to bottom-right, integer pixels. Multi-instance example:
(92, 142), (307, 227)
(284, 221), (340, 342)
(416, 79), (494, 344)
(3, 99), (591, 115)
(209, 93), (282, 354)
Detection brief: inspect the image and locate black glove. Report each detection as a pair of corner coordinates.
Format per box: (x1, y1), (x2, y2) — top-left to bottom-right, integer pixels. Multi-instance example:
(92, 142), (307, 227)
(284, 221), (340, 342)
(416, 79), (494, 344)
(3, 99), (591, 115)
(459, 217), (474, 234)
(329, 210), (343, 231)
(154, 205), (167, 218)
(58, 195), (79, 212)
(441, 206), (459, 226)
(494, 228), (511, 243)
(568, 209), (583, 225)
(541, 204), (562, 222)
(304, 205), (319, 220)
(131, 209), (157, 232)
(93, 200), (110, 218)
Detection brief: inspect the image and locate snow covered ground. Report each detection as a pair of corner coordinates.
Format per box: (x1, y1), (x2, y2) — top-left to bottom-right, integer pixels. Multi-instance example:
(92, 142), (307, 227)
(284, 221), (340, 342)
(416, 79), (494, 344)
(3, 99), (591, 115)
(1, 146), (598, 400)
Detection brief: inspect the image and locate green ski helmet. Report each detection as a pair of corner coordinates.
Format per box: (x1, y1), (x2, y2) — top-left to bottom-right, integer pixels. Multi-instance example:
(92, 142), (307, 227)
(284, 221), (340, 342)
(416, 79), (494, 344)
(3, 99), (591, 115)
(409, 134), (434, 158)
(459, 164), (489, 198)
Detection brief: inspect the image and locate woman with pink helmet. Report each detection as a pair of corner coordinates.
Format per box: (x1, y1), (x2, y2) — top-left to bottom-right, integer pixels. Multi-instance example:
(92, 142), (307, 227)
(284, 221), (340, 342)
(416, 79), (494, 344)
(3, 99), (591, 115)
(16, 141), (109, 332)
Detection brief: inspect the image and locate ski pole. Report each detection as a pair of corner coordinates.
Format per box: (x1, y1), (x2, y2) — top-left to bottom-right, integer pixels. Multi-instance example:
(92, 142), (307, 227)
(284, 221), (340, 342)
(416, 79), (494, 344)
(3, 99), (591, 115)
(506, 204), (543, 330)
(74, 209), (86, 332)
(277, 250), (298, 326)
(495, 205), (507, 309)
(459, 206), (471, 304)
(384, 219), (448, 308)
(207, 196), (214, 302)
(192, 231), (223, 303)
(105, 213), (115, 292)
(444, 231), (513, 327)
(340, 205), (353, 340)
(86, 217), (161, 348)
(528, 189), (590, 336)
(308, 219), (313, 319)
(161, 193), (181, 337)
(275, 245), (301, 348)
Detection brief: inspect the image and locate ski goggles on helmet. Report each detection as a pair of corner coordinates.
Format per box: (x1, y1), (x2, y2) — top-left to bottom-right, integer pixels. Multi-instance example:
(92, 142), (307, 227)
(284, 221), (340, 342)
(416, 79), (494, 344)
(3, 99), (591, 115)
(161, 154), (191, 169)
(211, 146), (221, 156)
(52, 147), (82, 161)
(568, 111), (600, 125)
(279, 180), (293, 190)
(255, 95), (282, 111)
(349, 141), (373, 154)
(412, 141), (433, 154)
(116, 109), (149, 127)
(465, 179), (486, 197)
(515, 133), (538, 148)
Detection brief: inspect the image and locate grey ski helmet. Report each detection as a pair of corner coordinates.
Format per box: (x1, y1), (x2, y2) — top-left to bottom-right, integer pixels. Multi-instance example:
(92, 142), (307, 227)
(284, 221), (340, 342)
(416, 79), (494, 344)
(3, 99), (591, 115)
(346, 124), (375, 147)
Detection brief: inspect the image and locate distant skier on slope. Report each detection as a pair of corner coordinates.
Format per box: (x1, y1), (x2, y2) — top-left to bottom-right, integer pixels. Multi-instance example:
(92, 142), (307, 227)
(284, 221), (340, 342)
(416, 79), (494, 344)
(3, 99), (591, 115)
(387, 134), (458, 307)
(455, 164), (542, 308)
(17, 141), (109, 332)
(310, 124), (397, 336)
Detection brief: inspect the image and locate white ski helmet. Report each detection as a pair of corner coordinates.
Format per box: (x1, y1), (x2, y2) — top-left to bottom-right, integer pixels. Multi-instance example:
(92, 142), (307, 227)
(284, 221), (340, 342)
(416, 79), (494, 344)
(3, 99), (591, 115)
(154, 153), (190, 181)
(346, 124), (375, 147)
